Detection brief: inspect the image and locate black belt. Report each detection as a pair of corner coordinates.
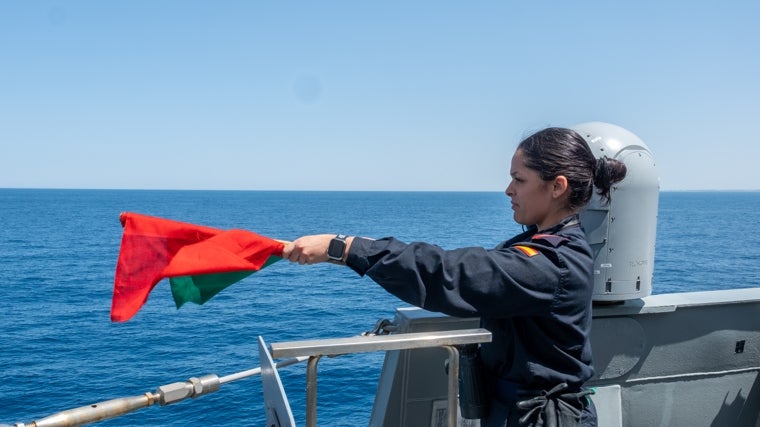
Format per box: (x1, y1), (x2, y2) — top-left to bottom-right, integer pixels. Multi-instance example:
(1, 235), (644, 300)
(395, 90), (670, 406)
(496, 379), (594, 427)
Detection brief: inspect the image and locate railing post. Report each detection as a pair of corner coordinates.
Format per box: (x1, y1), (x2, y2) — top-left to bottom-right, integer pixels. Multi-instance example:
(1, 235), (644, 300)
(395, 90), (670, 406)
(305, 355), (322, 427)
(444, 345), (460, 427)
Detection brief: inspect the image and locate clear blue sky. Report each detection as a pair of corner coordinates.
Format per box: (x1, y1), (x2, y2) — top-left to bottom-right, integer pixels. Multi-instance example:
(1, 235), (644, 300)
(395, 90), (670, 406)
(1, 1), (758, 191)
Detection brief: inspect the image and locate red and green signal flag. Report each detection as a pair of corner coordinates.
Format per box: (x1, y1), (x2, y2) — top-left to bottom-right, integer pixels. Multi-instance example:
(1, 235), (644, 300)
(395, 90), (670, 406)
(111, 212), (285, 322)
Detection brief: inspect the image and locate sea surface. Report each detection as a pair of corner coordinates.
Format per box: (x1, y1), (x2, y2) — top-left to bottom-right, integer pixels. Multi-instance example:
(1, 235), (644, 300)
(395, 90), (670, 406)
(1, 189), (759, 426)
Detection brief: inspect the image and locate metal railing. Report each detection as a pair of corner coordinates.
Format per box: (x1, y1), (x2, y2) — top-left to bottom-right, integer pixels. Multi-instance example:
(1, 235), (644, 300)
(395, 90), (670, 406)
(270, 328), (492, 427)
(8, 328), (490, 427)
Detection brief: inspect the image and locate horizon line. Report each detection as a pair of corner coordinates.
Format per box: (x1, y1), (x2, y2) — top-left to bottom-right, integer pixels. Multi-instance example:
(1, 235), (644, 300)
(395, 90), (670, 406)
(2, 187), (759, 193)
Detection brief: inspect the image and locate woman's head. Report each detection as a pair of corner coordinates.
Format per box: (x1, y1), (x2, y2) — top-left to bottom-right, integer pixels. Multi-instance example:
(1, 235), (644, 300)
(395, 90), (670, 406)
(506, 127), (627, 228)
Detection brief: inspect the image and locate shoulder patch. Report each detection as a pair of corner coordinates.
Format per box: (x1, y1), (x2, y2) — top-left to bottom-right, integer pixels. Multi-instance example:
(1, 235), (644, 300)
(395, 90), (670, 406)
(531, 233), (569, 248)
(513, 245), (540, 257)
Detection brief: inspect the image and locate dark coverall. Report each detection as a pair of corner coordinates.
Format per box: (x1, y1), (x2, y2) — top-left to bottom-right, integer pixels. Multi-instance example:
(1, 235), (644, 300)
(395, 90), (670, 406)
(345, 215), (597, 426)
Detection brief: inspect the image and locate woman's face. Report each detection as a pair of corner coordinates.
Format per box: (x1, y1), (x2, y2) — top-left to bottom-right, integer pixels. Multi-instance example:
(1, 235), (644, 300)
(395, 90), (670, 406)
(505, 149), (556, 229)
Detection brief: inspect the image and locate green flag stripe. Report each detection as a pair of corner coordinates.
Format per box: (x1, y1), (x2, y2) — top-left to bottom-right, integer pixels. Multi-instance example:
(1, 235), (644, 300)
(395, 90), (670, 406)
(169, 256), (281, 308)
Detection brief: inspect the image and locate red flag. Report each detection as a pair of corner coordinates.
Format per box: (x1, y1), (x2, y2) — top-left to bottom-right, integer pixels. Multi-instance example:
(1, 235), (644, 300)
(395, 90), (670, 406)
(111, 212), (284, 322)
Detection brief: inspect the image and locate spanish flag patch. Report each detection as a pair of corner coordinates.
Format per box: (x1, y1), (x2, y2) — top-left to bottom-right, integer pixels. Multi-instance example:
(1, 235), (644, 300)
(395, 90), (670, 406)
(514, 245), (539, 257)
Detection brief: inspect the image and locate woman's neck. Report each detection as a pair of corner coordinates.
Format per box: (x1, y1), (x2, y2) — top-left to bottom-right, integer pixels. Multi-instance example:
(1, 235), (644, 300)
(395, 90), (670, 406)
(537, 209), (576, 232)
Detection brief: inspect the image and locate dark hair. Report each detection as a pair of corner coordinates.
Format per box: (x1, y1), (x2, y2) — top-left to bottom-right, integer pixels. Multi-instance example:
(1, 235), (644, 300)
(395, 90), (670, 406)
(517, 127), (627, 209)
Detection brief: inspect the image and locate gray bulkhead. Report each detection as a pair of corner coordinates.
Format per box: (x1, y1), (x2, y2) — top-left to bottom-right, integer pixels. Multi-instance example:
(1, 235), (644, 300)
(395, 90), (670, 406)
(369, 292), (760, 427)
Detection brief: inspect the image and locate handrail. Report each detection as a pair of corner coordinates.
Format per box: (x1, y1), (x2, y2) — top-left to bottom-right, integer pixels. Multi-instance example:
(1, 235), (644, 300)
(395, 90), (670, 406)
(270, 328), (492, 427)
(271, 328), (491, 357)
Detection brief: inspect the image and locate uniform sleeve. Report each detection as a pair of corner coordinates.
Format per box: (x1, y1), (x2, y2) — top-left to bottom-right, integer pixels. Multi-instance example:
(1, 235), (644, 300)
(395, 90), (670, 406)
(346, 236), (565, 318)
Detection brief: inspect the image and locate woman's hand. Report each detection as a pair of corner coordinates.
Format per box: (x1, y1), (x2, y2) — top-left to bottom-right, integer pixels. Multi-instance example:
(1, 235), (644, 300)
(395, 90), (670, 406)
(283, 234), (355, 265)
(282, 234), (334, 265)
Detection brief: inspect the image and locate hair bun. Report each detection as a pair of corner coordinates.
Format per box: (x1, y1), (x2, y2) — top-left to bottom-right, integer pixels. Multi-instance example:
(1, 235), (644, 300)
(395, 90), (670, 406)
(593, 156), (628, 203)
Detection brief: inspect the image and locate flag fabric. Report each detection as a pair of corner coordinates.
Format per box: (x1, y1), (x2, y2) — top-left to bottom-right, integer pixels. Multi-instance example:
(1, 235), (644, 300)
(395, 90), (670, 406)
(111, 212), (284, 322)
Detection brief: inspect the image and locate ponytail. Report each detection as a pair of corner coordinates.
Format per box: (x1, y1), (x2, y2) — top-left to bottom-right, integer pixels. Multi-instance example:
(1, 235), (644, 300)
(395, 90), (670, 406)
(594, 156), (628, 205)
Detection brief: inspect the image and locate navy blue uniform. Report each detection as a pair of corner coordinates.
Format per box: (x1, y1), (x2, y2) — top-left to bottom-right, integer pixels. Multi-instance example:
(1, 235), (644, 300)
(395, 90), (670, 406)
(345, 215), (596, 426)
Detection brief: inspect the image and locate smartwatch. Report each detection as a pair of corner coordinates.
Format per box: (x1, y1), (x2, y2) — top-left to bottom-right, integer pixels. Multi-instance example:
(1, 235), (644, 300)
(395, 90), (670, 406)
(327, 234), (348, 261)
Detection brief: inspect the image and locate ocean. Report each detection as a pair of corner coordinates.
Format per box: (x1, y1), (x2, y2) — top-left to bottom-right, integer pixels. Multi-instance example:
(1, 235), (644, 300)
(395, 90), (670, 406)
(1, 189), (759, 426)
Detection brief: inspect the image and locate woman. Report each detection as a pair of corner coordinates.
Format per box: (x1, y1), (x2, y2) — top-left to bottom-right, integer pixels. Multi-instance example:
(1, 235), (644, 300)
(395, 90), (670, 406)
(282, 127), (627, 426)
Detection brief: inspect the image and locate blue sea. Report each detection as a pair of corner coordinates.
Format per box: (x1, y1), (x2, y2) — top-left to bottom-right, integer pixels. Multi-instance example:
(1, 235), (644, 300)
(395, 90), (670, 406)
(1, 189), (759, 426)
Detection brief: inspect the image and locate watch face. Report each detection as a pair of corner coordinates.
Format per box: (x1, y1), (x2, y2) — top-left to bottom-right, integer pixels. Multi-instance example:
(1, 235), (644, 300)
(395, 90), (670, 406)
(328, 237), (345, 259)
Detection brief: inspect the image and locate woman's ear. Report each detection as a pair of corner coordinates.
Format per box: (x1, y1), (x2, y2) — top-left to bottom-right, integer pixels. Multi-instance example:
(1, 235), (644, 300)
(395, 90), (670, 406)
(552, 176), (569, 199)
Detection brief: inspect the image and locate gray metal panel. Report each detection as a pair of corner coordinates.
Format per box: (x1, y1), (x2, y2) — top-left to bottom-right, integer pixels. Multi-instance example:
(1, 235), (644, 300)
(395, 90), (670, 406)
(258, 336), (296, 427)
(369, 313), (480, 427)
(591, 291), (760, 426)
(590, 385), (622, 427)
(373, 294), (760, 427)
